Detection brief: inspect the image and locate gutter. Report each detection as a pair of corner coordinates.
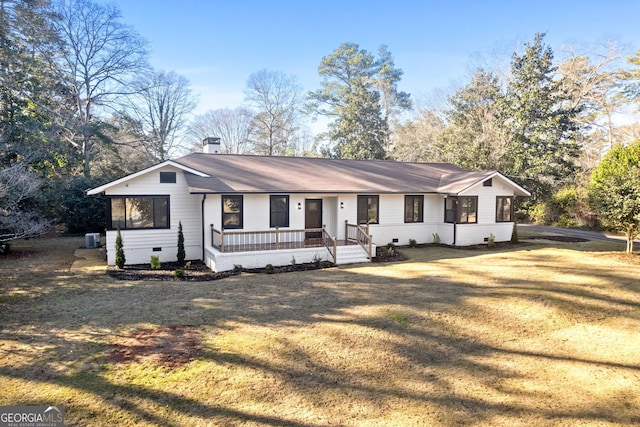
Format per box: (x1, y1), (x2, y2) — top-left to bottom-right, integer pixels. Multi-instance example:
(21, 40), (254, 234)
(201, 194), (206, 261)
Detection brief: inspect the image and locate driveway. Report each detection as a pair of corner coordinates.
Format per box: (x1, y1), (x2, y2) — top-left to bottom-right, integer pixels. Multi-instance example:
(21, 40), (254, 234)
(519, 224), (637, 243)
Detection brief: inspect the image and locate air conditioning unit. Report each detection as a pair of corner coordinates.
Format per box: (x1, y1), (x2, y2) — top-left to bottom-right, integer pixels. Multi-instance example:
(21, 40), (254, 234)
(85, 233), (101, 248)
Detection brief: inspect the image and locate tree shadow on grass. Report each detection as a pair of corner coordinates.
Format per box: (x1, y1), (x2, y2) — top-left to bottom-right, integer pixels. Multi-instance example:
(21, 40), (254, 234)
(1, 236), (640, 425)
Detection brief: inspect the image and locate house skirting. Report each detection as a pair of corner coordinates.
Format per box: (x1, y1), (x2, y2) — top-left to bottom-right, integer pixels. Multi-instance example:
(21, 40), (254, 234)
(205, 246), (335, 272)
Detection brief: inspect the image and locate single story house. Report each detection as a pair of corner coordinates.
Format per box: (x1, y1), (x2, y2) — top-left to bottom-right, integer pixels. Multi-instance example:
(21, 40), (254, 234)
(87, 138), (530, 272)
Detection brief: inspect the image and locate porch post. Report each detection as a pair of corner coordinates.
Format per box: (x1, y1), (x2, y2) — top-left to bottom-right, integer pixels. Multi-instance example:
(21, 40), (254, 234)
(220, 226), (225, 253)
(344, 220), (348, 244)
(333, 237), (337, 264)
(276, 227), (279, 250)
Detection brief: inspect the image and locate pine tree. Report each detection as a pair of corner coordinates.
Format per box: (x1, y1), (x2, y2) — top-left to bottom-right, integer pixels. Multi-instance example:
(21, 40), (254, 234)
(308, 43), (410, 159)
(503, 33), (581, 203)
(177, 221), (185, 264)
(115, 227), (125, 269)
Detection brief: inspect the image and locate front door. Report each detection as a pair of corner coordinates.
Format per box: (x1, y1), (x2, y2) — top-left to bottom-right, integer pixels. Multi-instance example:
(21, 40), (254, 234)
(305, 199), (322, 239)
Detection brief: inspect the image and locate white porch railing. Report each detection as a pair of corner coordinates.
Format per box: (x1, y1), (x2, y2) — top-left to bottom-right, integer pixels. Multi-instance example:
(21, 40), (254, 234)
(211, 225), (337, 264)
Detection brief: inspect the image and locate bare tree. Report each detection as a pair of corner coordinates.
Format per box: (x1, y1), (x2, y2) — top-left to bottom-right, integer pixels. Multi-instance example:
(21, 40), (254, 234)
(245, 69), (303, 156)
(91, 113), (156, 179)
(557, 41), (626, 154)
(187, 108), (254, 154)
(129, 70), (196, 161)
(0, 163), (50, 249)
(392, 109), (446, 162)
(54, 0), (148, 177)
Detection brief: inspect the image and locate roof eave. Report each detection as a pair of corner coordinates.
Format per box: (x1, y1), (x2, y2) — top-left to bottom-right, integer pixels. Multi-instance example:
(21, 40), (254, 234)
(455, 172), (531, 197)
(87, 160), (209, 195)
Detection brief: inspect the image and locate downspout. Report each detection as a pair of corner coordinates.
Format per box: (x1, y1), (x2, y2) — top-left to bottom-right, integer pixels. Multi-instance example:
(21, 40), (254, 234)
(453, 221), (457, 246)
(201, 194), (206, 261)
(453, 197), (458, 246)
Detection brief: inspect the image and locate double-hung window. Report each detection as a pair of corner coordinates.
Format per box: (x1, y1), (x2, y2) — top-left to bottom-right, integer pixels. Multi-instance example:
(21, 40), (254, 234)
(458, 196), (478, 224)
(357, 195), (379, 224)
(496, 196), (513, 222)
(270, 195), (289, 228)
(108, 196), (169, 230)
(404, 195), (424, 223)
(444, 196), (478, 224)
(222, 195), (243, 229)
(444, 197), (457, 223)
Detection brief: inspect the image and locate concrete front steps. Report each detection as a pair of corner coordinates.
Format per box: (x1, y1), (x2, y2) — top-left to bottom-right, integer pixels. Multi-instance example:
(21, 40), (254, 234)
(335, 244), (373, 266)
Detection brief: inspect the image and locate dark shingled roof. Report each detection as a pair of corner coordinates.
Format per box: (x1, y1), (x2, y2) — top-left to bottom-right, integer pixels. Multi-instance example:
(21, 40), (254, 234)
(174, 153), (510, 195)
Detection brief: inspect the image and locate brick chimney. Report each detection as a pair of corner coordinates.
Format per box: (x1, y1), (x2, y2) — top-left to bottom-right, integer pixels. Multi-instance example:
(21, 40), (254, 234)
(203, 137), (221, 154)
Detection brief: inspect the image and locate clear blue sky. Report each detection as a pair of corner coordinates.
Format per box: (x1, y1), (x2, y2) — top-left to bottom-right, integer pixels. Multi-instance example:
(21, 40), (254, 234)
(110, 0), (640, 115)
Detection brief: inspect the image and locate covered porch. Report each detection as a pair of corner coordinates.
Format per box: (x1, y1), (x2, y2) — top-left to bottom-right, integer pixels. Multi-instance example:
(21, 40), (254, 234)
(206, 223), (374, 272)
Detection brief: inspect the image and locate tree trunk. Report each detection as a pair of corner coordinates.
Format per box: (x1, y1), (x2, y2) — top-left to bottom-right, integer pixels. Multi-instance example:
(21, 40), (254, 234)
(82, 135), (92, 178)
(625, 227), (635, 254)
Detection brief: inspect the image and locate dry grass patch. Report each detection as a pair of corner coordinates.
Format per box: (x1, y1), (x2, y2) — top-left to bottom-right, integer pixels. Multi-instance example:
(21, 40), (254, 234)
(1, 235), (639, 426)
(107, 326), (202, 367)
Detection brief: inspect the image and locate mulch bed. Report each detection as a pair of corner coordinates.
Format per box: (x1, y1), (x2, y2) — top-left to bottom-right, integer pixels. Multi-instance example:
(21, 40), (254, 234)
(243, 261), (335, 274)
(107, 260), (335, 281)
(107, 261), (236, 281)
(374, 246), (408, 262)
(107, 325), (201, 368)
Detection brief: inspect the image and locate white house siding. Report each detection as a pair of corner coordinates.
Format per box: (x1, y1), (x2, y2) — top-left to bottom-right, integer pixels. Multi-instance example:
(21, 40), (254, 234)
(204, 193), (344, 243)
(455, 175), (517, 245)
(202, 193), (343, 272)
(204, 246), (332, 272)
(436, 224), (455, 245)
(363, 194), (442, 246)
(199, 183), (518, 271)
(104, 166), (202, 265)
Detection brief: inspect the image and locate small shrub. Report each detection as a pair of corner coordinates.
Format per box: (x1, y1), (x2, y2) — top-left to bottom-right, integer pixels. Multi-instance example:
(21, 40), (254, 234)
(487, 233), (495, 248)
(432, 233), (441, 245)
(150, 255), (161, 270)
(177, 221), (186, 264)
(312, 253), (322, 266)
(291, 256), (296, 266)
(265, 263), (274, 273)
(173, 269), (185, 279)
(408, 239), (417, 248)
(511, 222), (519, 244)
(379, 243), (396, 257)
(184, 261), (192, 270)
(115, 227), (125, 269)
